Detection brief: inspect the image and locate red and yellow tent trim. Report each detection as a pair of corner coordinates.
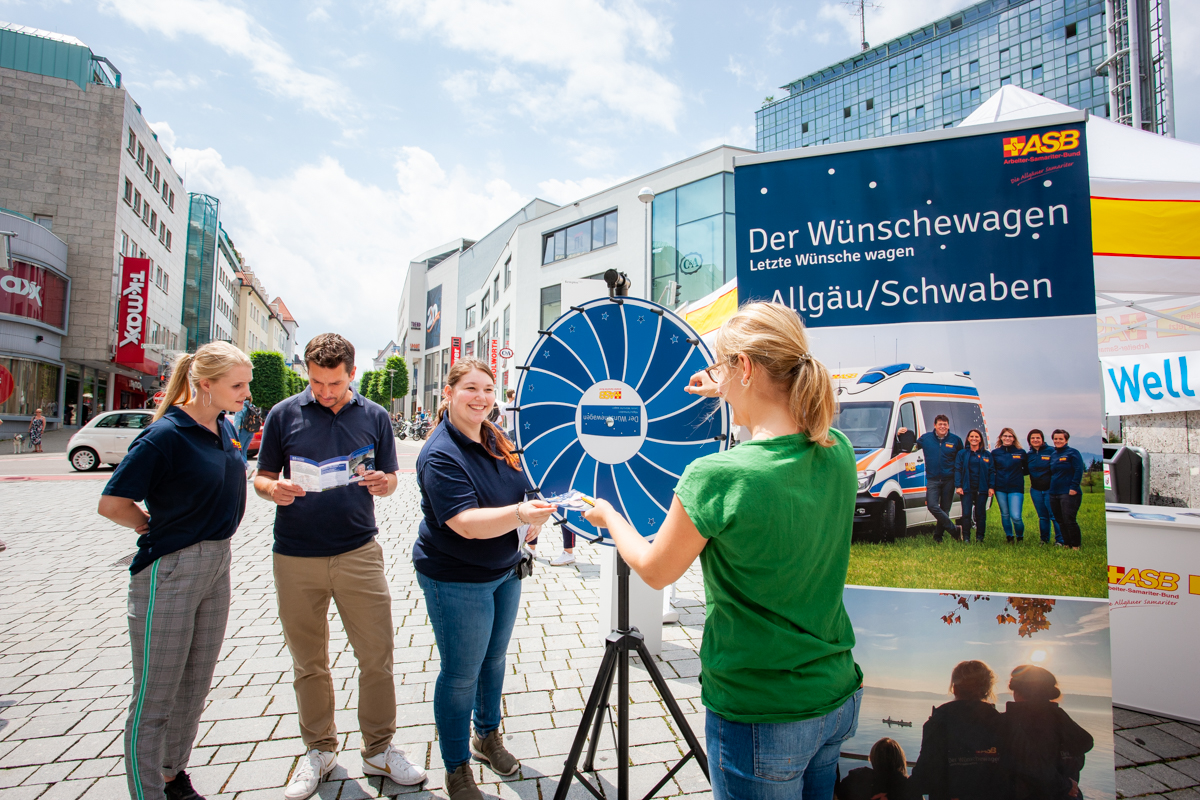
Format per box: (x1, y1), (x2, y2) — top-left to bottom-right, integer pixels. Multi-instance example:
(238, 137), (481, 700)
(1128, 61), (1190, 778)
(1092, 196), (1200, 260)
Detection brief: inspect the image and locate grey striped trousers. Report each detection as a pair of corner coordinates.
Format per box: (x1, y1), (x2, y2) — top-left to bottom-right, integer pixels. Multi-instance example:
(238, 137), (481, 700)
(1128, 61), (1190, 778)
(124, 539), (232, 800)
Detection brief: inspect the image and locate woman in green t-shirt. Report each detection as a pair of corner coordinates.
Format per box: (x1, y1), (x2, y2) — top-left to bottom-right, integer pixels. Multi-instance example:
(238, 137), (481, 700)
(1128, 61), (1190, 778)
(583, 301), (863, 800)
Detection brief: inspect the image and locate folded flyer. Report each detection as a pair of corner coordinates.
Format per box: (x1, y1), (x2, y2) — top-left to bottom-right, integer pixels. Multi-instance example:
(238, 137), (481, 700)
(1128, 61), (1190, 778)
(289, 445), (375, 492)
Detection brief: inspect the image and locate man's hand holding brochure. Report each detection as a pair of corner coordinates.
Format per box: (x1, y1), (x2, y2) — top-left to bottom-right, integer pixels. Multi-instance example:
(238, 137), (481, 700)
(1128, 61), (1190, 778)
(269, 446), (393, 503)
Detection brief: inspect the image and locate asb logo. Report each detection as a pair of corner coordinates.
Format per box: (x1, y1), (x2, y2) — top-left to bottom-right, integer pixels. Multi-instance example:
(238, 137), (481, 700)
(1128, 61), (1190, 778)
(1002, 129), (1080, 158)
(598, 389), (622, 400)
(1108, 564), (1180, 592)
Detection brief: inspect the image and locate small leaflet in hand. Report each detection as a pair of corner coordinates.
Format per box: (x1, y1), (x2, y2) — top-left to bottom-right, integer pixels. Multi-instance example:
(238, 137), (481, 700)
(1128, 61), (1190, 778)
(289, 446), (375, 493)
(543, 490), (593, 511)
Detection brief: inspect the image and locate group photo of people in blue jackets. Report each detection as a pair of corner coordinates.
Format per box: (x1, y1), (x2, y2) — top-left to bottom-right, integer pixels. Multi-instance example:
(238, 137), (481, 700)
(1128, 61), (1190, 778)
(896, 416), (1088, 550)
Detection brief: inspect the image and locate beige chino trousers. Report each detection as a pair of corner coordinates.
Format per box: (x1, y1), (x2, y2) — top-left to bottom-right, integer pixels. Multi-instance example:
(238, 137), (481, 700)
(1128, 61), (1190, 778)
(273, 540), (396, 757)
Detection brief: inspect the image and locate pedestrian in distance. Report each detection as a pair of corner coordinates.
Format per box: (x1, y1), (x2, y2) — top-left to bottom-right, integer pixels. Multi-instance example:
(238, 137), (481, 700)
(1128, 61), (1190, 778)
(414, 358), (554, 800)
(955, 429), (994, 543)
(584, 302), (863, 800)
(1026, 430), (1063, 545)
(999, 666), (1093, 800)
(27, 408), (45, 453)
(232, 399), (252, 466)
(1048, 430), (1085, 550)
(896, 414), (964, 543)
(501, 388), (517, 441)
(97, 341), (253, 800)
(908, 660), (1004, 800)
(253, 334), (425, 800)
(991, 427), (1028, 543)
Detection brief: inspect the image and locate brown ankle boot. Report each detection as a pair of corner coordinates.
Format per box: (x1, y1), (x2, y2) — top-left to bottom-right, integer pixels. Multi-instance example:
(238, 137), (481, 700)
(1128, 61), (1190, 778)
(447, 763), (483, 800)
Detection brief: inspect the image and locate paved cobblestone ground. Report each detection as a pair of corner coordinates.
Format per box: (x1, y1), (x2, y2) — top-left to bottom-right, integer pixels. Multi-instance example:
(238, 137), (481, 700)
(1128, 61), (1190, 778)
(0, 479), (711, 800)
(4, 477), (1198, 800)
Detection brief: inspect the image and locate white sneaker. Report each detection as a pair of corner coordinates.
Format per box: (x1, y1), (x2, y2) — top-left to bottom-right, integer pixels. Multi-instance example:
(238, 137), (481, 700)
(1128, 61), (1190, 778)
(284, 749), (337, 800)
(362, 744), (427, 786)
(550, 551), (575, 566)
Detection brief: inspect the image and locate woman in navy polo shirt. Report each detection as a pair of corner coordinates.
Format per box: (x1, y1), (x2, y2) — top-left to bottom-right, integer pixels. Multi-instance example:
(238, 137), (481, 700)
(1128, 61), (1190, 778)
(414, 358), (554, 800)
(990, 427), (1028, 544)
(98, 341), (252, 800)
(954, 429), (994, 543)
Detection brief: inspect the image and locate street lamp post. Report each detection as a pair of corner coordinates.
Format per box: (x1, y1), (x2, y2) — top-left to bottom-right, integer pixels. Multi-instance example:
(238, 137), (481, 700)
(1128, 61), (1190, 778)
(638, 187), (654, 300)
(388, 369), (396, 414)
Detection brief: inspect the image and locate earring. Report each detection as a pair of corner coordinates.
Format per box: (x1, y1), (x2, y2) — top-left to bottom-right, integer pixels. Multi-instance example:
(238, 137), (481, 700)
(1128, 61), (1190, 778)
(203, 392), (212, 407)
(741, 376), (751, 388)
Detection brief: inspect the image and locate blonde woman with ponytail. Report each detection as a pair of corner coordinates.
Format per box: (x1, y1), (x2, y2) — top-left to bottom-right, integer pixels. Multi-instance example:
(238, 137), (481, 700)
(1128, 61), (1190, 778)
(98, 341), (252, 800)
(583, 302), (863, 800)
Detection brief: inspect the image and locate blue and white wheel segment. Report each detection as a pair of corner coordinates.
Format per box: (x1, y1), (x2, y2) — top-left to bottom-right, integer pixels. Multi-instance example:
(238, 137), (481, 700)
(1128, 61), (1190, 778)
(514, 296), (728, 544)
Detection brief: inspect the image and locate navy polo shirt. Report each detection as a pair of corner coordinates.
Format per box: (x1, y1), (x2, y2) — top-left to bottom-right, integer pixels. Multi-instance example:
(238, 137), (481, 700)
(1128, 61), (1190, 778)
(103, 406), (247, 575)
(414, 417), (528, 583)
(257, 387), (399, 557)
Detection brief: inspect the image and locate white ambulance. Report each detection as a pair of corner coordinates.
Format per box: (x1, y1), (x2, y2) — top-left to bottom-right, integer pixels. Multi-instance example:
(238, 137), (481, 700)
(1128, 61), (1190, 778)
(829, 363), (989, 542)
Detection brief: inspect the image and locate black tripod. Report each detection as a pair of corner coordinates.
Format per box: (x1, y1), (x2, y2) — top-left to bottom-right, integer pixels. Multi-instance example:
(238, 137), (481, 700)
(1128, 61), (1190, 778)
(553, 552), (709, 800)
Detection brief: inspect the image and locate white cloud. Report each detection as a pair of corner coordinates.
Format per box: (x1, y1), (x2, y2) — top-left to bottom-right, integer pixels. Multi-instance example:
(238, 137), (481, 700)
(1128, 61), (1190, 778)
(696, 123), (757, 152)
(535, 175), (630, 205)
(384, 0), (683, 131)
(1063, 605), (1110, 638)
(169, 145), (526, 370)
(306, 7), (331, 24)
(148, 70), (205, 93)
(99, 0), (354, 122)
(148, 120), (178, 155)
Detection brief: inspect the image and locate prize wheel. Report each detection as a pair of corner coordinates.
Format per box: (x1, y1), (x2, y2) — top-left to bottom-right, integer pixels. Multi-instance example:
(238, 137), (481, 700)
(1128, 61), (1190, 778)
(514, 296), (728, 543)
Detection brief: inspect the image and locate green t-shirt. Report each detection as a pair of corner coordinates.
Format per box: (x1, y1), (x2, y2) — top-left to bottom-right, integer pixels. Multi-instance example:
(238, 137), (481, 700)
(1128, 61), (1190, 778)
(674, 430), (863, 723)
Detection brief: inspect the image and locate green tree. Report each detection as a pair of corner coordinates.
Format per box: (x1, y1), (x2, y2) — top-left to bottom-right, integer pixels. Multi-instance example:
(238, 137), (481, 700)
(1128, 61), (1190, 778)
(249, 351), (287, 410)
(284, 367), (306, 397)
(359, 370), (376, 400)
(378, 356), (410, 411)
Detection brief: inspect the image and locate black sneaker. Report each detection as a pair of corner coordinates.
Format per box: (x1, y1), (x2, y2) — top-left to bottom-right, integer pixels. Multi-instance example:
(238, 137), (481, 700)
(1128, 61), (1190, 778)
(165, 772), (205, 800)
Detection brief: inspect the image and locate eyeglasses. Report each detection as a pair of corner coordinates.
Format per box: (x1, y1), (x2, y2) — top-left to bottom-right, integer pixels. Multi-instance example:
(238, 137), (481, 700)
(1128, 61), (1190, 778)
(704, 363), (725, 383)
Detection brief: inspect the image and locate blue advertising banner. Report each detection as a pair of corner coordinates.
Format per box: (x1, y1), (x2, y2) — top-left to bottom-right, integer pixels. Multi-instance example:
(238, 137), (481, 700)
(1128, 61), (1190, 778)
(735, 120), (1094, 327)
(425, 285), (442, 349)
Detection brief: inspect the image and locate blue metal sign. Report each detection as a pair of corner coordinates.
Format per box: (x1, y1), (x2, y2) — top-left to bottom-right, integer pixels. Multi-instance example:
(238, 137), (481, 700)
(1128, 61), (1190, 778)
(735, 119), (1095, 327)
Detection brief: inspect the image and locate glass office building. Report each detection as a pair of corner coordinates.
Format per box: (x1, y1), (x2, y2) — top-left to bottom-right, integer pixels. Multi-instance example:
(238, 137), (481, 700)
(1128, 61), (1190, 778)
(651, 173), (736, 305)
(756, 0), (1113, 152)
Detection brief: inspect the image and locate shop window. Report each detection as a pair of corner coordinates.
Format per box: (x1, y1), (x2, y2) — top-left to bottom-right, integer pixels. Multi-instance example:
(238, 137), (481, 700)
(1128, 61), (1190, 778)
(542, 210), (618, 264)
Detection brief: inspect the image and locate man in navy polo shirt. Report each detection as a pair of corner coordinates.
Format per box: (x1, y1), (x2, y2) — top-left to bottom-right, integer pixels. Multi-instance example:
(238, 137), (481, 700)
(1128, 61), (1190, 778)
(254, 334), (425, 800)
(897, 414), (964, 543)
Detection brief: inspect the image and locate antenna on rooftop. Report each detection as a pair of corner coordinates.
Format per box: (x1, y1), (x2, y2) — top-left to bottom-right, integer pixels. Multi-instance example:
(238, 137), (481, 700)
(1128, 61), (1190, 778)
(842, 0), (882, 51)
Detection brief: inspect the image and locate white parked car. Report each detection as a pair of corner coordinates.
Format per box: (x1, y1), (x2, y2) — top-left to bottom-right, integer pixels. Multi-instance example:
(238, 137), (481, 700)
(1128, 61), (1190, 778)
(67, 409), (154, 471)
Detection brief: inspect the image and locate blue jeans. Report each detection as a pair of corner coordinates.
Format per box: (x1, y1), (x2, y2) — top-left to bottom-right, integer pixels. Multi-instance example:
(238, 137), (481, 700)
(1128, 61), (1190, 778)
(1029, 488), (1063, 544)
(925, 477), (957, 540)
(707, 688), (862, 800)
(417, 568), (522, 772)
(237, 429), (252, 464)
(994, 491), (1025, 540)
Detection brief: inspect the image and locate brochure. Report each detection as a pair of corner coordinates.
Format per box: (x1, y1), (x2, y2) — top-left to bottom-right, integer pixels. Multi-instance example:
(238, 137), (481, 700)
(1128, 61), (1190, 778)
(289, 445), (375, 492)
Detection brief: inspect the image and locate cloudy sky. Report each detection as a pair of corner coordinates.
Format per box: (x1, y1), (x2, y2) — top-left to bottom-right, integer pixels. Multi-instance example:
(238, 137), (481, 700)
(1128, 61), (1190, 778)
(6, 0), (1199, 369)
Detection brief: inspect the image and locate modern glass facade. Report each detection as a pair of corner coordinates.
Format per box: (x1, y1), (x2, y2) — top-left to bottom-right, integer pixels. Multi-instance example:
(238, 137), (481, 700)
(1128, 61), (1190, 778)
(756, 0), (1109, 152)
(183, 193), (219, 352)
(652, 173), (736, 305)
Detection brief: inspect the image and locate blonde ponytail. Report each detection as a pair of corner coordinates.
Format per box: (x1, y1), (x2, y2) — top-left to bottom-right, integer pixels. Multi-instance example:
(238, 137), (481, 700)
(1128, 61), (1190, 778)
(714, 302), (837, 447)
(152, 341), (253, 423)
(153, 352), (195, 422)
